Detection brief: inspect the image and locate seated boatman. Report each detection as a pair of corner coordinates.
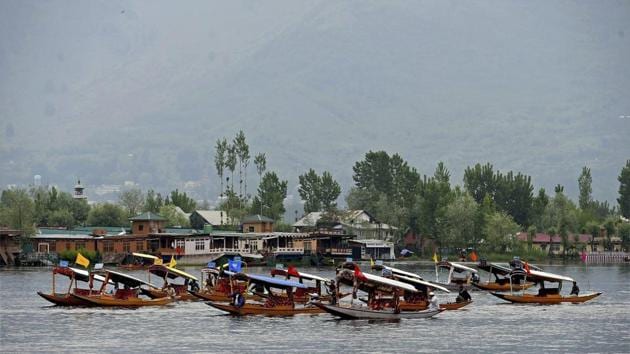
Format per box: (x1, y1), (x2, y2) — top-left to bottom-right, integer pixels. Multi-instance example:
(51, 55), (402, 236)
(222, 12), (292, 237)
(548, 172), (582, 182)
(570, 282), (580, 296)
(456, 285), (471, 303)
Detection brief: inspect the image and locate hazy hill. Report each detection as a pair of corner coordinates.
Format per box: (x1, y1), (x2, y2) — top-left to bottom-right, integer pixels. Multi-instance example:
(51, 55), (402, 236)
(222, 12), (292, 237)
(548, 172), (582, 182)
(1, 0), (629, 208)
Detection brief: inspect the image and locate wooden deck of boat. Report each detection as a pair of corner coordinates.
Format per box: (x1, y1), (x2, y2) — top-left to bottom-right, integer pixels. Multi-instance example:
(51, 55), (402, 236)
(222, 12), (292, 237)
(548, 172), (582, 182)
(473, 282), (534, 292)
(71, 294), (173, 307)
(206, 302), (324, 316)
(37, 292), (95, 307)
(490, 292), (602, 304)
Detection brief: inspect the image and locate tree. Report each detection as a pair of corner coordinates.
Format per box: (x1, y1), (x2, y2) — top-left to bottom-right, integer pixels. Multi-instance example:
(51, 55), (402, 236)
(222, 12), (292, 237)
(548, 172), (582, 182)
(531, 188), (549, 231)
(214, 138), (228, 197)
(254, 153), (267, 213)
(619, 223), (630, 252)
(48, 209), (75, 229)
(233, 130), (250, 199)
(352, 151), (393, 196)
(168, 189), (197, 213)
(87, 203), (127, 227)
(250, 172), (287, 221)
(443, 193), (478, 248)
(320, 171), (341, 212)
(603, 217), (617, 251)
(618, 160), (630, 218)
(144, 189), (164, 213)
(159, 204), (190, 227)
(119, 188), (145, 217)
(527, 225), (536, 251)
(217, 189), (248, 225)
(578, 166), (593, 210)
(225, 144), (237, 193)
(0, 188), (35, 235)
(463, 163), (496, 204)
(585, 221), (600, 251)
(482, 211), (520, 253)
(298, 169), (321, 213)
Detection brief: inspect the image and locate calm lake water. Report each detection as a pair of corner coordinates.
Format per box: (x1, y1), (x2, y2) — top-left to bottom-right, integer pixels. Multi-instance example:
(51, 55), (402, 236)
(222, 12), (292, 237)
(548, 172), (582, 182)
(0, 263), (628, 353)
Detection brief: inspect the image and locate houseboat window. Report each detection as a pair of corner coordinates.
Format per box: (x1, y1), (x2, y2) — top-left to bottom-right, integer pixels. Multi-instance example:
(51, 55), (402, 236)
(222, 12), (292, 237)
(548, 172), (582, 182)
(66, 242), (72, 250)
(138, 224), (144, 231)
(136, 240), (144, 251)
(195, 240), (205, 251)
(123, 240), (131, 253)
(176, 240), (185, 249)
(248, 226), (255, 232)
(49, 240), (56, 252)
(287, 238), (293, 248)
(37, 243), (49, 253)
(76, 241), (86, 250)
(104, 241), (114, 253)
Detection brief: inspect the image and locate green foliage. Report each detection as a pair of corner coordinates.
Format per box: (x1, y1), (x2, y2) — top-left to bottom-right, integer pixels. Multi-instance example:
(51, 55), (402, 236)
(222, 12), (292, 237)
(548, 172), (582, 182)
(29, 186), (90, 227)
(603, 216), (617, 251)
(618, 160), (630, 218)
(0, 188), (35, 235)
(542, 191), (579, 235)
(250, 171), (287, 221)
(298, 169), (341, 213)
(118, 188), (145, 217)
(58, 248), (100, 264)
(217, 189), (249, 224)
(87, 203), (127, 227)
(463, 163), (533, 227)
(215, 138), (228, 196)
(482, 211), (520, 253)
(233, 130), (250, 198)
(531, 188), (548, 231)
(158, 204), (190, 227)
(168, 189), (197, 213)
(48, 209), (75, 229)
(619, 223), (630, 251)
(578, 166), (593, 210)
(144, 189), (164, 213)
(442, 192), (478, 248)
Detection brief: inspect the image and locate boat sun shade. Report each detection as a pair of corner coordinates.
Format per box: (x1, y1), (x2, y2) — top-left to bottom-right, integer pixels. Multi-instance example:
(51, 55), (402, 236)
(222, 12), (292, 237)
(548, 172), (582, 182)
(106, 270), (158, 288)
(149, 265), (198, 281)
(395, 275), (450, 293)
(245, 273), (308, 289)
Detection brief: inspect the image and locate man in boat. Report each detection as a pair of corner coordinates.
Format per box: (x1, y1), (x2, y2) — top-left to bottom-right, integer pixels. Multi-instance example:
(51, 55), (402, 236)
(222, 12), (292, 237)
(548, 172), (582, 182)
(428, 291), (438, 310)
(570, 282), (580, 296)
(456, 285), (471, 303)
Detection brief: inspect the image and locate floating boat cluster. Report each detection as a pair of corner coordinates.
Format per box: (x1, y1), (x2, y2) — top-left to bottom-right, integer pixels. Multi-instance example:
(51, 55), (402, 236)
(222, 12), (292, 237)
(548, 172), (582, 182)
(37, 258), (602, 319)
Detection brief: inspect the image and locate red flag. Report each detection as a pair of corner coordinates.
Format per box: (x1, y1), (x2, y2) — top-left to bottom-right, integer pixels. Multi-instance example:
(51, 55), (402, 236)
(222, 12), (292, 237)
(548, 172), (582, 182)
(354, 265), (367, 281)
(287, 265), (300, 277)
(580, 251), (587, 263)
(524, 262), (531, 275)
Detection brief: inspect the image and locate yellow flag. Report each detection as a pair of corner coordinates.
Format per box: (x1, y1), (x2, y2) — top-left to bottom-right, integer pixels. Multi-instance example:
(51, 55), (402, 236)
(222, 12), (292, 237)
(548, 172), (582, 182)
(432, 252), (438, 263)
(370, 257), (375, 267)
(75, 252), (90, 268)
(168, 255), (177, 268)
(154, 258), (163, 265)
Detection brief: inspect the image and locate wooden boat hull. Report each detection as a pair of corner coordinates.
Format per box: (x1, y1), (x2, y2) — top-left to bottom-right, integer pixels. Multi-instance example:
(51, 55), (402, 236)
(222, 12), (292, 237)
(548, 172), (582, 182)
(206, 301), (324, 316)
(314, 303), (444, 320)
(37, 292), (95, 307)
(440, 300), (472, 310)
(473, 282), (534, 292)
(490, 292), (602, 304)
(71, 294), (173, 307)
(141, 288), (198, 301)
(189, 290), (262, 302)
(395, 300), (472, 311)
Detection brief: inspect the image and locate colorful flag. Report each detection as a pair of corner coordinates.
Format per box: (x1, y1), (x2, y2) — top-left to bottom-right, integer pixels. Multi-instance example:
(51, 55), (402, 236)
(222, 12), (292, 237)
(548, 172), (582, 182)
(59, 260), (69, 268)
(287, 265), (300, 277)
(75, 253), (90, 268)
(228, 259), (242, 273)
(168, 255), (177, 268)
(154, 258), (163, 265)
(580, 251), (588, 263)
(354, 265), (367, 281)
(470, 250), (478, 262)
(370, 257), (375, 267)
(432, 252), (438, 263)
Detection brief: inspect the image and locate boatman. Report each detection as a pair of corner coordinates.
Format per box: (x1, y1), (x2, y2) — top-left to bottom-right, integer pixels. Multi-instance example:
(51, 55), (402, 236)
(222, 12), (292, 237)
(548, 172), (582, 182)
(570, 282), (580, 296)
(456, 285), (472, 303)
(428, 291), (439, 310)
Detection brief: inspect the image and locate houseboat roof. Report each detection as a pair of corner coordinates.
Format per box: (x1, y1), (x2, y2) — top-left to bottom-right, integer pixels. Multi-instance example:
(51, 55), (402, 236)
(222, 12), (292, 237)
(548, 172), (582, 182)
(242, 214), (274, 223)
(348, 239), (394, 247)
(129, 212), (167, 221)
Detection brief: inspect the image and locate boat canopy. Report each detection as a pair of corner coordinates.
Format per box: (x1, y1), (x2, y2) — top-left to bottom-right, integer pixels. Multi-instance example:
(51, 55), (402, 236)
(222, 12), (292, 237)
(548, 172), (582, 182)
(395, 275), (450, 293)
(149, 265), (198, 281)
(54, 267), (111, 284)
(270, 269), (331, 283)
(361, 272), (419, 293)
(105, 270), (159, 288)
(522, 269), (575, 283)
(232, 273), (308, 289)
(476, 262), (512, 276)
(438, 261), (478, 273)
(373, 264), (425, 280)
(131, 252), (159, 260)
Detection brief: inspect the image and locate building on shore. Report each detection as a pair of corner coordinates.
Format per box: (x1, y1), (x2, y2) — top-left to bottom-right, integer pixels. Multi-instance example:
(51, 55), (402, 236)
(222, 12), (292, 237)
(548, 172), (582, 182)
(293, 210), (397, 241)
(0, 228), (22, 265)
(515, 232), (623, 254)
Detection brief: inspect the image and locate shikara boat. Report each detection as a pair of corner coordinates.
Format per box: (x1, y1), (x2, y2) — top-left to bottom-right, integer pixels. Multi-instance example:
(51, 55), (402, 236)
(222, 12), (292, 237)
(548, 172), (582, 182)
(189, 267), (253, 302)
(270, 267), (332, 303)
(118, 252), (160, 270)
(318, 263), (444, 320)
(434, 261), (479, 291)
(474, 261), (534, 292)
(490, 269), (602, 304)
(71, 270), (172, 307)
(141, 265), (199, 301)
(206, 272), (324, 316)
(37, 266), (112, 306)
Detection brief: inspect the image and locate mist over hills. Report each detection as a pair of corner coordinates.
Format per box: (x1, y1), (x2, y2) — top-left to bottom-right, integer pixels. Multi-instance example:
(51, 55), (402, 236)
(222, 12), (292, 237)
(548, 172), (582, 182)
(1, 0), (629, 209)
